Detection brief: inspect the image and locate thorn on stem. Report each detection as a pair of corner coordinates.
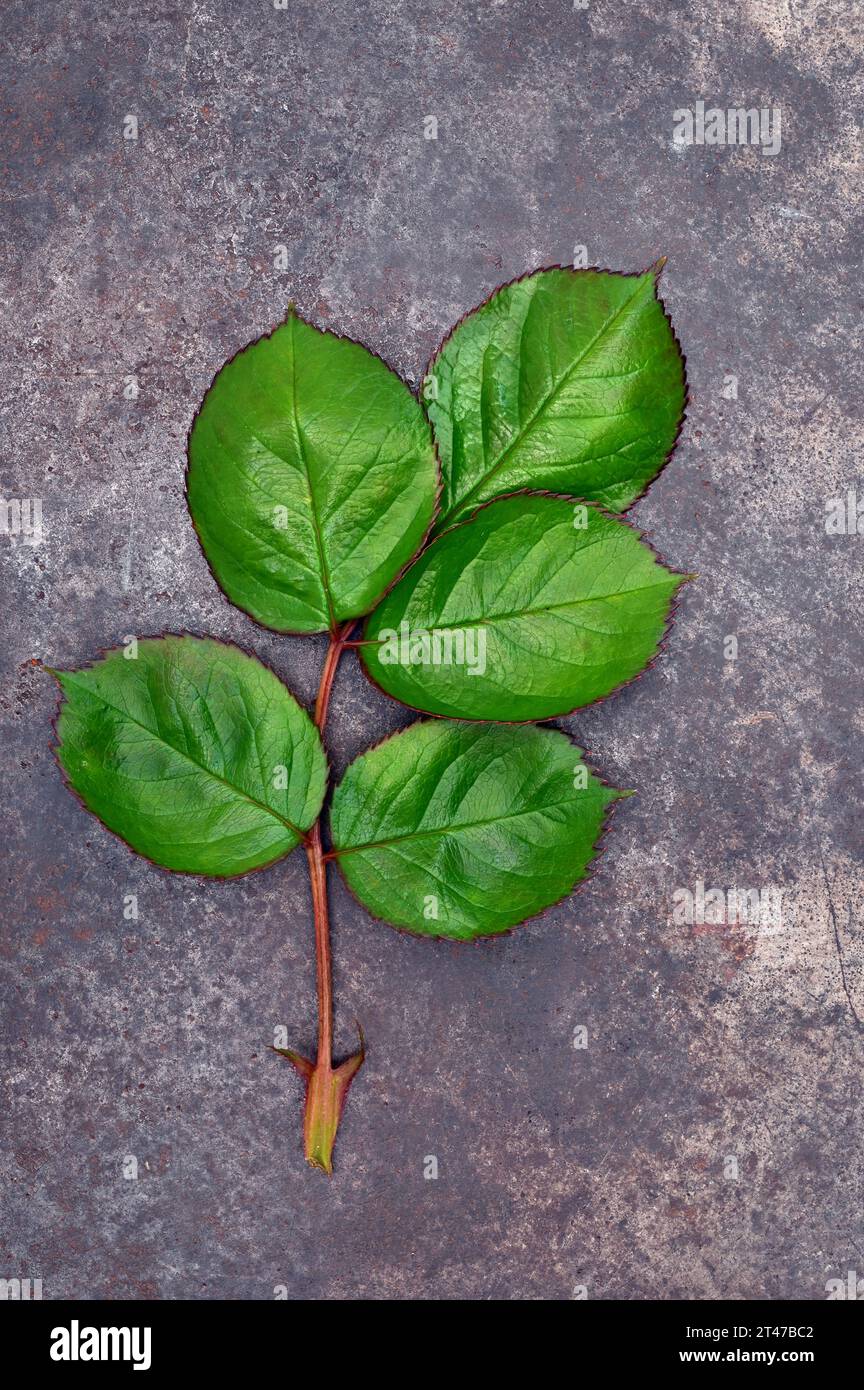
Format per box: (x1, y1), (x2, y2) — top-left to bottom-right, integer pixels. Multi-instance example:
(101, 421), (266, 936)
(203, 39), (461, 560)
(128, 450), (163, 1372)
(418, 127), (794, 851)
(271, 1045), (314, 1080)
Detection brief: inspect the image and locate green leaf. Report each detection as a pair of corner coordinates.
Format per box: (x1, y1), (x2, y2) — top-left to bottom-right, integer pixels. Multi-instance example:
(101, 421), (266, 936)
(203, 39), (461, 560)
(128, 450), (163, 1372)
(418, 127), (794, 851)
(330, 720), (622, 939)
(187, 310), (438, 634)
(361, 494), (684, 722)
(52, 636), (327, 876)
(426, 266), (685, 532)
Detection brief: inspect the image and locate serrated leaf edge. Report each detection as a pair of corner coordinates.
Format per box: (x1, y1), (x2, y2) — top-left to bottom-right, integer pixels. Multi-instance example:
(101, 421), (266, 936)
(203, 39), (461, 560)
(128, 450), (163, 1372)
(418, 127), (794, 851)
(359, 491), (694, 726)
(185, 304), (443, 638)
(45, 630), (329, 882)
(328, 718), (629, 942)
(423, 261), (689, 534)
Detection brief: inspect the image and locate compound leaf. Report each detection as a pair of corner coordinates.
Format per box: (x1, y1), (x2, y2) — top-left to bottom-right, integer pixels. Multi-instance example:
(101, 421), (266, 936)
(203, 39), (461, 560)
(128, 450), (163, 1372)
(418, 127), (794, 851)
(426, 266), (685, 532)
(52, 636), (327, 876)
(188, 310), (438, 633)
(330, 720), (622, 939)
(361, 494), (684, 722)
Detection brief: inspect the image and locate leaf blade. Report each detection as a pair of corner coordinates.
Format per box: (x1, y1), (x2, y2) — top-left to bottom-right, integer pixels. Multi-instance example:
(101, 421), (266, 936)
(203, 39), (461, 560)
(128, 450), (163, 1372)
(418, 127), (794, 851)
(188, 311), (439, 633)
(361, 494), (684, 722)
(427, 267), (685, 532)
(330, 720), (621, 938)
(53, 636), (327, 876)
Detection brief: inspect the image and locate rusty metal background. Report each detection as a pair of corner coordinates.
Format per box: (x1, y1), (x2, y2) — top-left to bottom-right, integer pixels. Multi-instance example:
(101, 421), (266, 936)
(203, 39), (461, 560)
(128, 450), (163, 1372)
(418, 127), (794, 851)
(1, 0), (861, 1300)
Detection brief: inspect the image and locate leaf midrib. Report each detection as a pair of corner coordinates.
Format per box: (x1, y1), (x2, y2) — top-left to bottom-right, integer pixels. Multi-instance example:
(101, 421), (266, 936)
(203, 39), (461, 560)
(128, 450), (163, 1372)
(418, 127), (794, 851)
(372, 576), (678, 637)
(61, 673), (306, 841)
(287, 313), (337, 630)
(444, 274), (650, 519)
(333, 792), (600, 858)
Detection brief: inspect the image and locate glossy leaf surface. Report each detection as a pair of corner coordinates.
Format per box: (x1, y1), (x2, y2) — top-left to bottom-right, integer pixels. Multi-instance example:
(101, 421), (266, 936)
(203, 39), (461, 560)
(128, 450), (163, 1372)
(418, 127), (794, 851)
(362, 495), (684, 721)
(330, 720), (621, 938)
(188, 311), (438, 633)
(53, 636), (326, 875)
(426, 267), (685, 532)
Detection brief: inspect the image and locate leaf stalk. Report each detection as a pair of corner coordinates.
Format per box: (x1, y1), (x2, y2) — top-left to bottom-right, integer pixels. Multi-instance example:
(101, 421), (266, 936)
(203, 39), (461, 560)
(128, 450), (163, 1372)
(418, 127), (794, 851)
(275, 620), (363, 1174)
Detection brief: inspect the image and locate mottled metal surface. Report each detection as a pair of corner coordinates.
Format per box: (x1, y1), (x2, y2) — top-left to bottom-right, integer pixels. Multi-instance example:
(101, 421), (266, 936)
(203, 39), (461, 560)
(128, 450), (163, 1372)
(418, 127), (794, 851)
(1, 0), (862, 1301)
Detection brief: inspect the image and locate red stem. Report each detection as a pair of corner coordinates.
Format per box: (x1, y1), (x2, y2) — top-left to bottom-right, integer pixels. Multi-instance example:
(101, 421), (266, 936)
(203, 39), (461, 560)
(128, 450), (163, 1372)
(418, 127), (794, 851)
(274, 620), (363, 1173)
(310, 621), (354, 1059)
(306, 822), (332, 1063)
(315, 621), (353, 727)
